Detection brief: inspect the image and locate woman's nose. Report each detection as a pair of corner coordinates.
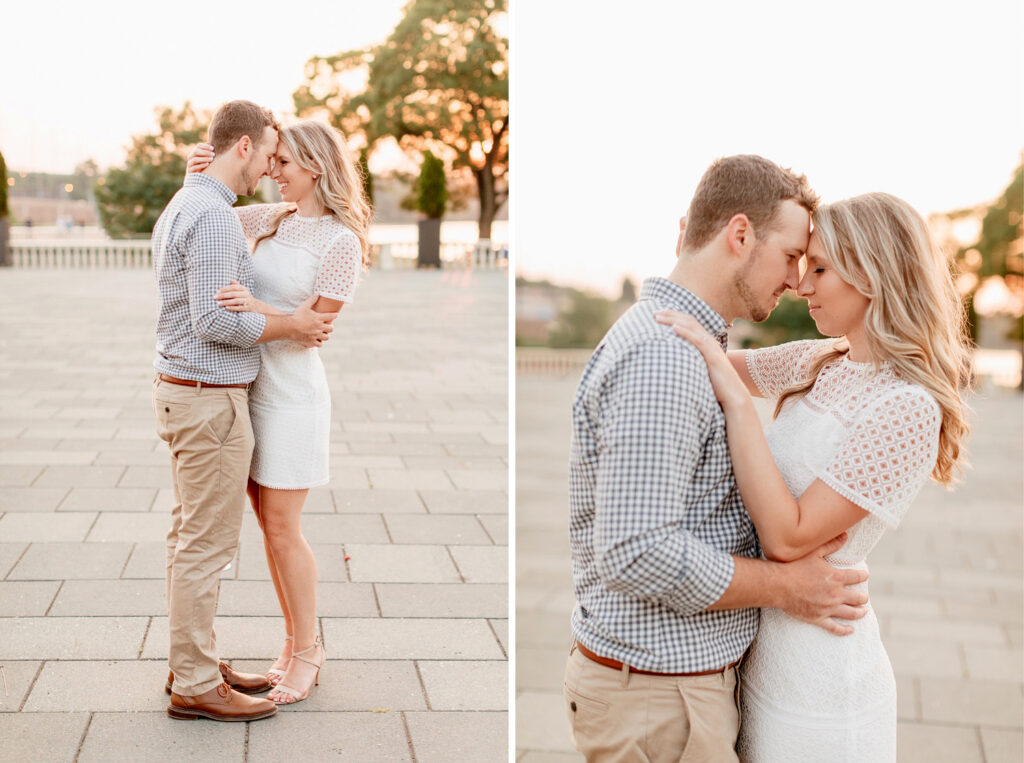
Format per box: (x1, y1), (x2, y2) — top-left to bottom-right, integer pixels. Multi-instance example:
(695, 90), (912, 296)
(797, 275), (813, 297)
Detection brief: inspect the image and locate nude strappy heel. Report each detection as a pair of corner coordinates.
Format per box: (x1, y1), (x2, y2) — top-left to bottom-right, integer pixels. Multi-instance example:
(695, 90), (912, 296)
(266, 634), (293, 686)
(271, 635), (325, 705)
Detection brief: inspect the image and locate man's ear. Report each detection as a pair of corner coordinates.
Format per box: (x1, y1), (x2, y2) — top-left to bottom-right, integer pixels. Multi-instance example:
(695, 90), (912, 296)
(675, 216), (687, 258)
(236, 135), (252, 158)
(724, 213), (754, 257)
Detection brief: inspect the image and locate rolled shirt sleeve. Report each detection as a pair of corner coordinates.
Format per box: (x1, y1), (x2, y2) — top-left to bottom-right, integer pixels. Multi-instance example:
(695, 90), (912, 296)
(186, 209), (267, 347)
(593, 339), (735, 614)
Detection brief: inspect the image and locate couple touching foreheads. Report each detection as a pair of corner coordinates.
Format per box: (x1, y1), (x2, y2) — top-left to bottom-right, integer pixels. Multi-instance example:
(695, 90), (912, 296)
(152, 100), (370, 721)
(565, 155), (969, 761)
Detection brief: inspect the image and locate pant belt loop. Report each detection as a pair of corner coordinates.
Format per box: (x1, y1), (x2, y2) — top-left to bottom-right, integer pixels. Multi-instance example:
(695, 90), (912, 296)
(195, 380), (203, 394)
(620, 660), (629, 688)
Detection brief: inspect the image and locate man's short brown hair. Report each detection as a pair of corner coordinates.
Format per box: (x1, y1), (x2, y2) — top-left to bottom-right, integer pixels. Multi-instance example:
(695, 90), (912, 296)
(681, 155), (819, 252)
(208, 100), (279, 154)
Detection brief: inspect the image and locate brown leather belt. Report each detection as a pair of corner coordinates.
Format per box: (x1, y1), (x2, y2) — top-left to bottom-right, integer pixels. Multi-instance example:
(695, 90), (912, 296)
(158, 374), (249, 389)
(575, 641), (739, 677)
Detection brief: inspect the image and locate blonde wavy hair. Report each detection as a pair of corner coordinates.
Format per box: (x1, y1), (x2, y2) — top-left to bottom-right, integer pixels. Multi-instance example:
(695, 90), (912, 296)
(775, 192), (971, 485)
(255, 120), (373, 268)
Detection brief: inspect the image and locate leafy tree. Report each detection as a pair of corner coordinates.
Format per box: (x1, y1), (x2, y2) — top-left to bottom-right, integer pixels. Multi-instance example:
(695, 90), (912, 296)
(416, 150), (449, 218)
(0, 151), (8, 219)
(619, 277), (638, 304)
(548, 290), (617, 349)
(95, 103), (264, 238)
(294, 0), (508, 241)
(358, 147), (374, 206)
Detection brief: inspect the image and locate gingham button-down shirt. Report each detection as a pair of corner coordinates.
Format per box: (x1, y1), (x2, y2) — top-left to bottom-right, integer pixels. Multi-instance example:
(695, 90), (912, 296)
(152, 174), (267, 384)
(569, 277), (760, 672)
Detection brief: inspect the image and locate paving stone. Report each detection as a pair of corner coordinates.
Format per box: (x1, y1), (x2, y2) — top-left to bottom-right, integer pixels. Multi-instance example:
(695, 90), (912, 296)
(449, 546), (508, 583)
(0, 488), (69, 513)
(247, 712), (410, 762)
(0, 660), (42, 711)
(332, 489), (425, 514)
(886, 638), (964, 679)
(231, 658), (427, 711)
(33, 465), (126, 488)
(78, 711), (246, 762)
(368, 468), (454, 490)
(516, 752), (582, 763)
(217, 580), (378, 618)
(888, 616), (1007, 645)
(418, 660), (507, 710)
(376, 583), (507, 618)
(151, 488), (175, 512)
(518, 646), (571, 693)
(325, 467), (372, 489)
(490, 619), (509, 653)
(8, 542), (133, 580)
(963, 645), (1024, 682)
(346, 544), (460, 583)
(0, 542), (29, 578)
(446, 469), (507, 491)
(384, 514), (492, 545)
(0, 581), (60, 616)
(24, 661), (169, 712)
(86, 512), (172, 542)
(57, 438), (150, 452)
(896, 721), (983, 762)
(419, 490), (507, 514)
(348, 441), (447, 457)
(405, 710), (508, 763)
(895, 674), (918, 721)
(919, 677), (1024, 726)
(300, 513), (389, 544)
(980, 727), (1024, 763)
(0, 450), (96, 465)
(58, 487), (157, 512)
(478, 515), (508, 545)
(1, 617), (147, 659)
(0, 466), (43, 487)
(94, 450), (170, 466)
(0, 712), (90, 763)
(323, 618), (504, 660)
(118, 465), (171, 488)
(49, 579), (166, 616)
(0, 512), (96, 542)
(303, 487), (335, 513)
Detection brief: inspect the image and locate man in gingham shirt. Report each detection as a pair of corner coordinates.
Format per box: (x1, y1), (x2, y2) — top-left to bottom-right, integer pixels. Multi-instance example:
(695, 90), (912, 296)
(564, 156), (871, 761)
(152, 101), (336, 723)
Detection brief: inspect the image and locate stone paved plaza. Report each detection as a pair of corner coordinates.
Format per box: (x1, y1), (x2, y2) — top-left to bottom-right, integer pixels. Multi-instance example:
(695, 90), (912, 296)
(0, 267), (508, 762)
(516, 371), (1023, 762)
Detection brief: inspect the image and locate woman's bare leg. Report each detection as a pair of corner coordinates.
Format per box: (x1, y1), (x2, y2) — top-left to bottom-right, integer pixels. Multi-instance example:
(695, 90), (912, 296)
(247, 478), (293, 682)
(257, 485), (322, 703)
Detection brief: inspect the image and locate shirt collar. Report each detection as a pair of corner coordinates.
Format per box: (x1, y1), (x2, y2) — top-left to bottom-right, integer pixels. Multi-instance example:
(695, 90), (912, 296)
(640, 277), (730, 350)
(183, 173), (237, 206)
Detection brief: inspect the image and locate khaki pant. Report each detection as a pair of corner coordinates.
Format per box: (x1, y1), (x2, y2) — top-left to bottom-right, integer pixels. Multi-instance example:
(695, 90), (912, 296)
(153, 378), (254, 696)
(564, 644), (740, 762)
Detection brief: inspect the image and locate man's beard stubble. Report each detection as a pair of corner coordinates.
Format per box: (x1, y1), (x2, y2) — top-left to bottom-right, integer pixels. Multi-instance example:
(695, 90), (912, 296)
(733, 243), (772, 323)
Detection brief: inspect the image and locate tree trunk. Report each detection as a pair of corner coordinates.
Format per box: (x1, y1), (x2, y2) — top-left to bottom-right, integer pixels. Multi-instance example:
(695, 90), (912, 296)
(0, 219), (9, 267)
(417, 218), (442, 268)
(475, 167), (496, 242)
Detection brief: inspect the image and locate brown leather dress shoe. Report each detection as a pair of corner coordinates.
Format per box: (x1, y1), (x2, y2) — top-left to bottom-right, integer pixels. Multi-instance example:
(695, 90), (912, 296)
(167, 682), (277, 722)
(165, 662), (273, 695)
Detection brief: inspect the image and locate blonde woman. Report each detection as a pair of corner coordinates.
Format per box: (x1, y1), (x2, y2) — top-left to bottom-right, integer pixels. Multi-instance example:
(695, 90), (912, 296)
(187, 120), (372, 705)
(655, 193), (969, 761)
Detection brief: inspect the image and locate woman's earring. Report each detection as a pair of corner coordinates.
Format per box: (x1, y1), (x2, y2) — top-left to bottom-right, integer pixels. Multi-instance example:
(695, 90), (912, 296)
(312, 174), (319, 180)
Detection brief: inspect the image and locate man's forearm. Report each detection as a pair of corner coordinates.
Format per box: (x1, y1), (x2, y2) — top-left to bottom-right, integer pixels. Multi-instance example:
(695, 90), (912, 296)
(256, 314), (298, 344)
(707, 555), (784, 611)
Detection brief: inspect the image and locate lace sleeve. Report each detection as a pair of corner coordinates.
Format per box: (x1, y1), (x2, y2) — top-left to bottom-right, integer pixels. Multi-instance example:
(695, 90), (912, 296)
(314, 229), (363, 302)
(817, 386), (940, 528)
(745, 339), (831, 399)
(234, 203), (287, 240)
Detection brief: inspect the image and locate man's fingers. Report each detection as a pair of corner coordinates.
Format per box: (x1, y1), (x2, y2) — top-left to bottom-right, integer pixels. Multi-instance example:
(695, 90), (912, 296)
(819, 618), (854, 636)
(839, 568), (869, 588)
(831, 604), (868, 621)
(299, 294), (317, 308)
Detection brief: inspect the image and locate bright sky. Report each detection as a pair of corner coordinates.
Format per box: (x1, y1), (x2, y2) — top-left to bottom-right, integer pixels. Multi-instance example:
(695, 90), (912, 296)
(0, 0), (406, 173)
(513, 0), (1024, 298)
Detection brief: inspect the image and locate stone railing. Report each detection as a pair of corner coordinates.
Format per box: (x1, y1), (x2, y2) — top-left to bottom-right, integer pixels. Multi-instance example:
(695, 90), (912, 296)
(515, 348), (593, 377)
(9, 238), (508, 271)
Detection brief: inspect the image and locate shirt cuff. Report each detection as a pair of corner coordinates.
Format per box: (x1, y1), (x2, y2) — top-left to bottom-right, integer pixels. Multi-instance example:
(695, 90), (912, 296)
(661, 544), (735, 615)
(237, 312), (267, 346)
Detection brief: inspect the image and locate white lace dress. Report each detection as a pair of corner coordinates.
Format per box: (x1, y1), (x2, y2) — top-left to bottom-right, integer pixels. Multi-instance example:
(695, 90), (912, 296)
(737, 340), (941, 763)
(235, 203), (362, 489)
